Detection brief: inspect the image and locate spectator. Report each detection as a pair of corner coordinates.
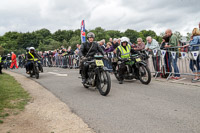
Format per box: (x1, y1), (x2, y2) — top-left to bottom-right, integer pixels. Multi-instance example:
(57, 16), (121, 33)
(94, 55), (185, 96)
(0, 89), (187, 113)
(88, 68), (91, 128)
(134, 38), (145, 51)
(10, 52), (18, 69)
(109, 38), (113, 43)
(105, 42), (115, 53)
(99, 40), (105, 51)
(184, 28), (200, 82)
(117, 38), (121, 46)
(160, 35), (172, 74)
(145, 36), (160, 77)
(102, 39), (106, 47)
(165, 29), (180, 79)
(67, 46), (74, 55)
(113, 38), (119, 49)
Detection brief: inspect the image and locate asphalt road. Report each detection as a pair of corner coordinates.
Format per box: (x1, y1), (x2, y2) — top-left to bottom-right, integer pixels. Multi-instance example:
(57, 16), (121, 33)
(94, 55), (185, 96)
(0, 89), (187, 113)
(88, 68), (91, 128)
(10, 67), (200, 133)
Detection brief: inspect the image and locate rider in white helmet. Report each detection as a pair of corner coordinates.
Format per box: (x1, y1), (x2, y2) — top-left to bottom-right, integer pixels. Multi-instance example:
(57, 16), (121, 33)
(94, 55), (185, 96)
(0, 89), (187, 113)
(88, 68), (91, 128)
(116, 37), (137, 84)
(26, 47), (40, 74)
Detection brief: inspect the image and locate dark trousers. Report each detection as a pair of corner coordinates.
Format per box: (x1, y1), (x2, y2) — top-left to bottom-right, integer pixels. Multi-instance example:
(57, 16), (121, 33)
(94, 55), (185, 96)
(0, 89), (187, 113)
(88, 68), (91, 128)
(152, 56), (160, 74)
(164, 52), (172, 72)
(119, 63), (127, 81)
(26, 61), (33, 72)
(80, 59), (89, 79)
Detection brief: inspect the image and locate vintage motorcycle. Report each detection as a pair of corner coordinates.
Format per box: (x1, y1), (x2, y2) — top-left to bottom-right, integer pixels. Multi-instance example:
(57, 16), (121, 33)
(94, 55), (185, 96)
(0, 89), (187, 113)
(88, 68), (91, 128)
(29, 59), (40, 79)
(113, 53), (151, 85)
(80, 55), (111, 96)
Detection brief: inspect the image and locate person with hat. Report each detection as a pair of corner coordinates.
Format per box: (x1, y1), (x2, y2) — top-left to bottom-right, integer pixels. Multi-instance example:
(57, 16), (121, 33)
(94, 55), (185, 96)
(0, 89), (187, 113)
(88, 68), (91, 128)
(79, 32), (105, 84)
(116, 37), (136, 84)
(26, 47), (40, 74)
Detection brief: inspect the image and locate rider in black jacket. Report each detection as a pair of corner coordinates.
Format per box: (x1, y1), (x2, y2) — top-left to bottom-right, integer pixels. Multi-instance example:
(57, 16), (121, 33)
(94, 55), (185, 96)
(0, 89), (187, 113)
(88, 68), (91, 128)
(79, 32), (105, 84)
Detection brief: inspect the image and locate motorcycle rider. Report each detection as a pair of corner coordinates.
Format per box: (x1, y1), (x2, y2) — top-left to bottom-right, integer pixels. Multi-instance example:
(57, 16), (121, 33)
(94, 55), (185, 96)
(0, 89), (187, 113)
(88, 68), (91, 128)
(116, 37), (138, 84)
(79, 32), (105, 84)
(6, 53), (11, 68)
(26, 47), (40, 74)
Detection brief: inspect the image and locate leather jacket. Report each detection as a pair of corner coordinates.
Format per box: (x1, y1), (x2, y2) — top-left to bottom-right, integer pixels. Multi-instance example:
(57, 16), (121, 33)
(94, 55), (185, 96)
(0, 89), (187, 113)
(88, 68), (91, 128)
(79, 41), (105, 57)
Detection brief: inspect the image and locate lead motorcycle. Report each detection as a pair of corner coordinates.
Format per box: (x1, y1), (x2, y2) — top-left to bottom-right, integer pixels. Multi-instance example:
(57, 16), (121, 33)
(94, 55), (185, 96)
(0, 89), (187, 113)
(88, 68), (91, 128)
(113, 53), (151, 84)
(80, 55), (111, 96)
(29, 59), (40, 79)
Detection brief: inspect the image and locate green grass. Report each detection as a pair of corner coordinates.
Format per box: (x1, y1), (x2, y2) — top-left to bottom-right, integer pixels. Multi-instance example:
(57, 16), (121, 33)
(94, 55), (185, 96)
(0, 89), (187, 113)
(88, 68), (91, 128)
(0, 73), (30, 123)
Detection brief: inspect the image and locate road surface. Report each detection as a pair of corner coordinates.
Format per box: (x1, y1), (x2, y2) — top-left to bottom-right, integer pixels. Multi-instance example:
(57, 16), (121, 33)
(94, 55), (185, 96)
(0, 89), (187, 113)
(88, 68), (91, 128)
(11, 67), (200, 133)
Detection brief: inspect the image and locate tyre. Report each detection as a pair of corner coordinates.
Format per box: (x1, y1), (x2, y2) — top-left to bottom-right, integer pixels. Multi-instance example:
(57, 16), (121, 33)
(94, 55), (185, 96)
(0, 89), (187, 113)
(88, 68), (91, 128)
(113, 65), (120, 81)
(34, 66), (39, 79)
(138, 65), (151, 85)
(83, 84), (89, 88)
(96, 70), (111, 96)
(40, 66), (44, 73)
(30, 71), (33, 77)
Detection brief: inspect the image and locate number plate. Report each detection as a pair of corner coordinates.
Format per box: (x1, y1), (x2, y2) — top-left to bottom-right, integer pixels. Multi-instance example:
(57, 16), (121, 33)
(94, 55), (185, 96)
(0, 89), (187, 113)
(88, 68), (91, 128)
(136, 58), (141, 62)
(95, 60), (104, 66)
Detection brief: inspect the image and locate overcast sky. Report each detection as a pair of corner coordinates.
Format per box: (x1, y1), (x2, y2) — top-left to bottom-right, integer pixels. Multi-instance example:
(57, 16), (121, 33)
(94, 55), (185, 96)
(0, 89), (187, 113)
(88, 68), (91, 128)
(0, 0), (199, 36)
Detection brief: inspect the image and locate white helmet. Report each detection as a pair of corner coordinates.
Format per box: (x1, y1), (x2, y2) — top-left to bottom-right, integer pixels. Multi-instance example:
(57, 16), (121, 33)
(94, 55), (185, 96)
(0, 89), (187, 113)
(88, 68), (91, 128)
(120, 37), (129, 45)
(29, 47), (35, 51)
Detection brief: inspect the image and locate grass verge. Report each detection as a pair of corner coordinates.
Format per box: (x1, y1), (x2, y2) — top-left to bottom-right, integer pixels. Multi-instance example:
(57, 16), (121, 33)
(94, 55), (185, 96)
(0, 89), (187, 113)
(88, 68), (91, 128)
(0, 73), (30, 123)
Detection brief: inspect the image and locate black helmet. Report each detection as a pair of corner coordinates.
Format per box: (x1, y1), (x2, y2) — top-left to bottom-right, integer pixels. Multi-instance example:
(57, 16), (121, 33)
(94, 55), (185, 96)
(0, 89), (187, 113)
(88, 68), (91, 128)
(87, 32), (95, 38)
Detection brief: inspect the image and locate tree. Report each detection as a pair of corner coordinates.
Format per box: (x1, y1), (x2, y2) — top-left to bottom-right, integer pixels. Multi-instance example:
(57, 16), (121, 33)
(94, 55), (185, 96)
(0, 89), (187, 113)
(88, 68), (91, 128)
(174, 31), (182, 41)
(124, 29), (140, 43)
(69, 36), (81, 50)
(186, 32), (192, 41)
(0, 27), (167, 53)
(106, 30), (122, 39)
(160, 32), (165, 37)
(0, 46), (4, 55)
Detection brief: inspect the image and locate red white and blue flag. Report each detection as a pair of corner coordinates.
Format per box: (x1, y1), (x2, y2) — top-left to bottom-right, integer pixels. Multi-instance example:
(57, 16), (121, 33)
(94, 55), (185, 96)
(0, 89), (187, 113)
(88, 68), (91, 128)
(81, 20), (86, 43)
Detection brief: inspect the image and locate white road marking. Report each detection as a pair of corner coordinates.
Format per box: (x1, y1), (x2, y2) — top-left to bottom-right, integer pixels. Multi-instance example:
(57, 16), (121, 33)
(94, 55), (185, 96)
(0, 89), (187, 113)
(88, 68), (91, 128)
(48, 72), (68, 77)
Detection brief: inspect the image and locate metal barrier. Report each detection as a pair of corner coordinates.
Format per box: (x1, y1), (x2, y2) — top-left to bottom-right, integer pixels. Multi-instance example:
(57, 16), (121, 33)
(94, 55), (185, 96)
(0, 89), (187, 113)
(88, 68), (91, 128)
(40, 45), (200, 81)
(42, 55), (80, 69)
(147, 45), (200, 80)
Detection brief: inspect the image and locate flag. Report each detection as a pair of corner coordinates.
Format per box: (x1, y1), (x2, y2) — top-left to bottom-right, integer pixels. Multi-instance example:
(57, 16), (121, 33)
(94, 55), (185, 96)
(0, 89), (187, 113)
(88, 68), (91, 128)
(181, 52), (187, 59)
(161, 50), (166, 58)
(171, 51), (176, 59)
(81, 20), (86, 43)
(191, 51), (199, 60)
(153, 49), (157, 56)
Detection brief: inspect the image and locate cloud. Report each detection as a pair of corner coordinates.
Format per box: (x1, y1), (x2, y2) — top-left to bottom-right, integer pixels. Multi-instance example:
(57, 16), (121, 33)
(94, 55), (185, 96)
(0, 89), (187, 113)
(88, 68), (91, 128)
(0, 0), (199, 36)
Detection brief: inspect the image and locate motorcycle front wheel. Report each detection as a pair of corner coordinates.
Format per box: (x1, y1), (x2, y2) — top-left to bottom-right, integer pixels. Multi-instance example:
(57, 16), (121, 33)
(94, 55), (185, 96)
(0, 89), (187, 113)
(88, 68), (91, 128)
(34, 66), (40, 79)
(96, 70), (111, 96)
(138, 65), (151, 85)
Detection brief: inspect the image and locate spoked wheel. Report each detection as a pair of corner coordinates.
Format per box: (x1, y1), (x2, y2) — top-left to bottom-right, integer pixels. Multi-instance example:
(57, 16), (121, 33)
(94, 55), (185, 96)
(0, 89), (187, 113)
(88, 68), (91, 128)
(96, 70), (111, 96)
(40, 66), (44, 73)
(113, 65), (120, 81)
(30, 71), (33, 77)
(34, 66), (40, 79)
(138, 65), (151, 85)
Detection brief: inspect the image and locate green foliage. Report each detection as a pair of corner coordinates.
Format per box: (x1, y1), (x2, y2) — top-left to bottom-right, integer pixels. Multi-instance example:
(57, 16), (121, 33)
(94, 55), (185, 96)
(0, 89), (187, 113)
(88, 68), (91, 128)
(0, 73), (30, 123)
(0, 46), (4, 56)
(186, 32), (192, 41)
(69, 36), (81, 50)
(174, 31), (182, 41)
(124, 29), (140, 43)
(0, 27), (165, 54)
